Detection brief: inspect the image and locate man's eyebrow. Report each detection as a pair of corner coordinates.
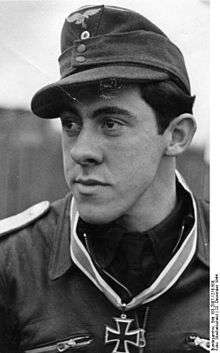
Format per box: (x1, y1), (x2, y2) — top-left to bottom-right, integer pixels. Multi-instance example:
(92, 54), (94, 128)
(92, 106), (135, 119)
(60, 106), (136, 120)
(60, 105), (80, 118)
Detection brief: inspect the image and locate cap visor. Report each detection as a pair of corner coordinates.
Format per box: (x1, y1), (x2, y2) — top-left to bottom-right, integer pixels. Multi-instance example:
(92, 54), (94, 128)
(31, 65), (169, 118)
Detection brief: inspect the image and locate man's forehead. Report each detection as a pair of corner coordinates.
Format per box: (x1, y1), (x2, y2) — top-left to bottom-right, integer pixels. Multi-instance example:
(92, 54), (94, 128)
(63, 80), (140, 106)
(60, 82), (154, 120)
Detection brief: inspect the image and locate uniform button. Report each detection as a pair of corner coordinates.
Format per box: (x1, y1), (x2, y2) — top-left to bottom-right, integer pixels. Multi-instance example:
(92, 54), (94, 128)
(75, 56), (86, 62)
(77, 44), (87, 53)
(81, 31), (90, 40)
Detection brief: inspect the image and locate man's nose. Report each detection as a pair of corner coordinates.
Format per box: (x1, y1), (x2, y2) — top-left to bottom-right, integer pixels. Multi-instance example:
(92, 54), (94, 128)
(70, 127), (103, 166)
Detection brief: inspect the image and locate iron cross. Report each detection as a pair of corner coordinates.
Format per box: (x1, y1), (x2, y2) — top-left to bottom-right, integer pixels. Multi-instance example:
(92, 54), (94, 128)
(105, 316), (146, 353)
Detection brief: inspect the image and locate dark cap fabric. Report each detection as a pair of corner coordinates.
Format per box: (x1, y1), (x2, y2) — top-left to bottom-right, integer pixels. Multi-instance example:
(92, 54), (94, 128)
(31, 5), (191, 119)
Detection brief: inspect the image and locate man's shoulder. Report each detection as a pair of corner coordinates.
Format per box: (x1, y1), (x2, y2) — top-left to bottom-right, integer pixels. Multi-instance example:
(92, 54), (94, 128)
(0, 201), (50, 238)
(0, 194), (73, 286)
(194, 197), (209, 267)
(0, 193), (72, 244)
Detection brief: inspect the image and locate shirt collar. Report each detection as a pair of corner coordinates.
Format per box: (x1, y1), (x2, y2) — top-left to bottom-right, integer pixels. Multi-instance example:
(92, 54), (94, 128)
(48, 172), (209, 280)
(77, 218), (125, 268)
(78, 196), (185, 269)
(146, 196), (185, 266)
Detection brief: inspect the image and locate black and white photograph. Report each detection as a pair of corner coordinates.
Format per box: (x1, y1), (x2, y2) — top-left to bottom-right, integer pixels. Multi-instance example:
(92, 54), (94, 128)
(0, 1), (210, 352)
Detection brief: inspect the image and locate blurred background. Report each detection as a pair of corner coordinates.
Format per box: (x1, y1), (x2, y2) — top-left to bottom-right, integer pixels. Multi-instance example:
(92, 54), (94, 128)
(0, 0), (209, 219)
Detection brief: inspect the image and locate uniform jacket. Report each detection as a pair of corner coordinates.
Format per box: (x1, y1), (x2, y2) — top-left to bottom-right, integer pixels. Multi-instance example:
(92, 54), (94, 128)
(0, 187), (209, 353)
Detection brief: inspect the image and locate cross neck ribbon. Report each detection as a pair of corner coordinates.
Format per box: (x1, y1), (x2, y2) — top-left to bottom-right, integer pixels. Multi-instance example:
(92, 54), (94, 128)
(70, 171), (197, 311)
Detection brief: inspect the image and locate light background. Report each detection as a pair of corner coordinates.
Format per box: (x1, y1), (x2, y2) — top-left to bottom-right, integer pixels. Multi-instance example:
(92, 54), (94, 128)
(0, 0), (209, 155)
(1, 0), (218, 337)
(1, 0), (219, 337)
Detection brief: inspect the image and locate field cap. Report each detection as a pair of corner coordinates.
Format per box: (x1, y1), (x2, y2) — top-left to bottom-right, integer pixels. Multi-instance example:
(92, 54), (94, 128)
(31, 5), (191, 119)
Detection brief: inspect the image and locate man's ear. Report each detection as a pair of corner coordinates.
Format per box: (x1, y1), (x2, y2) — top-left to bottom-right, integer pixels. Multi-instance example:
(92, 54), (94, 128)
(164, 113), (197, 156)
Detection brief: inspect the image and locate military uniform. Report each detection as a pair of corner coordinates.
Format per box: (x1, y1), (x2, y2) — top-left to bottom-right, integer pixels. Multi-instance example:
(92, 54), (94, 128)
(1, 4), (209, 353)
(0, 175), (209, 353)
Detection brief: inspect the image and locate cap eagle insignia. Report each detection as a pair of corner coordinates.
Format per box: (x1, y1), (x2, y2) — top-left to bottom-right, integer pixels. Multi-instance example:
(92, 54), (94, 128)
(66, 8), (101, 28)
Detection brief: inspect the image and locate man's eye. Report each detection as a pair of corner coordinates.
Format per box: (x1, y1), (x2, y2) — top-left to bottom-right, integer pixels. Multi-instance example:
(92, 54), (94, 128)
(61, 120), (81, 136)
(102, 118), (123, 134)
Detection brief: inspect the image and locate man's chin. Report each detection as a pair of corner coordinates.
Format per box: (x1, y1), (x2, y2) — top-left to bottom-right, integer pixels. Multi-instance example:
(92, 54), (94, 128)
(78, 212), (113, 225)
(76, 205), (117, 225)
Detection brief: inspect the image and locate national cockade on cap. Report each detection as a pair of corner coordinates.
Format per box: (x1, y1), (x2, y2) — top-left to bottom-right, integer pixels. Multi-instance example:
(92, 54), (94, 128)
(31, 5), (191, 119)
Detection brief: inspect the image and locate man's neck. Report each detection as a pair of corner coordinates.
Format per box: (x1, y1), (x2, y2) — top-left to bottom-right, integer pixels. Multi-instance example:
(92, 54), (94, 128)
(118, 162), (177, 233)
(120, 194), (177, 233)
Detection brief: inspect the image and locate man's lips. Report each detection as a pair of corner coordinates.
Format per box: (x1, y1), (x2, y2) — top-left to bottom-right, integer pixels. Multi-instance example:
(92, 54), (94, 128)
(74, 178), (109, 186)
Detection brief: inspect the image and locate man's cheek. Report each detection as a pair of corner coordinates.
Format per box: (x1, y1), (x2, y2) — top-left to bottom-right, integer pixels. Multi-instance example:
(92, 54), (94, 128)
(63, 157), (72, 184)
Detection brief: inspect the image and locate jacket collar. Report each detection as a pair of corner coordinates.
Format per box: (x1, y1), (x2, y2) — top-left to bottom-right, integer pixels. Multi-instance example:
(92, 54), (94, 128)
(48, 173), (209, 280)
(48, 193), (73, 280)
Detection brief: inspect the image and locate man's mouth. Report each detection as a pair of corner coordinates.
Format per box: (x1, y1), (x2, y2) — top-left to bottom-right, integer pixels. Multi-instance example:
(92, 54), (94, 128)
(73, 178), (109, 195)
(75, 178), (109, 186)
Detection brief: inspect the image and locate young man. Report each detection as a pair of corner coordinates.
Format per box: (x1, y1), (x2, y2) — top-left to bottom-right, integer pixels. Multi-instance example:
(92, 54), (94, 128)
(0, 5), (209, 353)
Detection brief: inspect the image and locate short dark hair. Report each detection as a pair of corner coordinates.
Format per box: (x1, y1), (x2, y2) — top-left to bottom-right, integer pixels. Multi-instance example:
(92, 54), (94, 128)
(140, 80), (195, 134)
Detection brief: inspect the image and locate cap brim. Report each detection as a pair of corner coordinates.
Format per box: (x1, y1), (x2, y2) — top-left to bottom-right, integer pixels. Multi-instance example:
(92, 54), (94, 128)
(31, 65), (169, 118)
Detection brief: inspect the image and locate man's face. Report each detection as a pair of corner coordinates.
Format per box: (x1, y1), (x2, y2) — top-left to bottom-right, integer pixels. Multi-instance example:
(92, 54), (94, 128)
(61, 83), (168, 225)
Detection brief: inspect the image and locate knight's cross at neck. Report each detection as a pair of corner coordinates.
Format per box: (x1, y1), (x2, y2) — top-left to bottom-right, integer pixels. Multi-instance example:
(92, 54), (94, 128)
(105, 315), (146, 353)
